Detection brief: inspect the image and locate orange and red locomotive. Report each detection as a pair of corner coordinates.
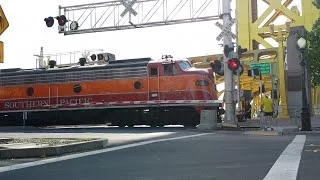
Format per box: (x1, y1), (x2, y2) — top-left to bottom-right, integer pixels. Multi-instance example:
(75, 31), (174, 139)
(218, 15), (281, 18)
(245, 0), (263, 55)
(0, 54), (222, 127)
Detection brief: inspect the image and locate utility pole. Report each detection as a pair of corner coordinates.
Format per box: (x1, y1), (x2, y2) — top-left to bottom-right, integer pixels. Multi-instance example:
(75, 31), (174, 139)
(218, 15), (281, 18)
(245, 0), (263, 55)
(222, 0), (236, 124)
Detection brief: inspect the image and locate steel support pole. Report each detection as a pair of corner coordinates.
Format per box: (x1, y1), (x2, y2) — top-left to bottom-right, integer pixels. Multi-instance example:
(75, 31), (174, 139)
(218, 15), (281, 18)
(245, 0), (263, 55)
(222, 0), (236, 124)
(237, 71), (241, 111)
(300, 50), (311, 131)
(276, 28), (289, 118)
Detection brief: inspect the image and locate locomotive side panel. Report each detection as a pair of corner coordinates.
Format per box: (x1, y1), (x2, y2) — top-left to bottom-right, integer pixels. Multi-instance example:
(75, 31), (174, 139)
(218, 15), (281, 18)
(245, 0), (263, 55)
(158, 75), (216, 101)
(0, 79), (152, 111)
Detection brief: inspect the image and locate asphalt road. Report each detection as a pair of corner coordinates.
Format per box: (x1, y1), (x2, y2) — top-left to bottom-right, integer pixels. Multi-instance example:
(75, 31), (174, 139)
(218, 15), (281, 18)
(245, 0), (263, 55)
(298, 136), (320, 180)
(0, 130), (299, 180)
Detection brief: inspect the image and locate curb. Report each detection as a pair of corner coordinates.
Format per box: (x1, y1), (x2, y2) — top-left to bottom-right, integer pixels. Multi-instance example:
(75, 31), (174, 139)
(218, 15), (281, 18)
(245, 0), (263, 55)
(282, 131), (320, 136)
(0, 138), (13, 143)
(243, 131), (282, 136)
(0, 138), (108, 159)
(0, 126), (39, 132)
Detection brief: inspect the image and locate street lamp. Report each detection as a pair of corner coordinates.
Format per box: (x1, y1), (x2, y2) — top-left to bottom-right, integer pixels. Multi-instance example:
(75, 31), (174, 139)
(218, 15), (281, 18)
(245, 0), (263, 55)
(297, 37), (312, 131)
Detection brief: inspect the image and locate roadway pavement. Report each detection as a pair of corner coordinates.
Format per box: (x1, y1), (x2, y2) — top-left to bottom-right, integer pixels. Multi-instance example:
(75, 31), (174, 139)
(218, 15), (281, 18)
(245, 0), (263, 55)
(0, 126), (318, 179)
(298, 136), (320, 180)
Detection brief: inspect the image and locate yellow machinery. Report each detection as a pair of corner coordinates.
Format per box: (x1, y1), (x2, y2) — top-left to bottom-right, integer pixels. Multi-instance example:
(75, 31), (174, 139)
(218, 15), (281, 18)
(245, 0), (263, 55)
(188, 0), (320, 118)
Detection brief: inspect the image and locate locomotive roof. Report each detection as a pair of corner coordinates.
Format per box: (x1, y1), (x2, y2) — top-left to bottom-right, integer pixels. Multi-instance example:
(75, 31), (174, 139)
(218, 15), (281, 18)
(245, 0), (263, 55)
(0, 57), (153, 77)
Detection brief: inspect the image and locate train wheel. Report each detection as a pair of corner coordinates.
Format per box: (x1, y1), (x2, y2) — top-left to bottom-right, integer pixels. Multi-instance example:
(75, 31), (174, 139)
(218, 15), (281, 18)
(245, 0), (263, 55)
(150, 122), (157, 128)
(184, 112), (200, 128)
(127, 121), (135, 128)
(118, 121), (126, 128)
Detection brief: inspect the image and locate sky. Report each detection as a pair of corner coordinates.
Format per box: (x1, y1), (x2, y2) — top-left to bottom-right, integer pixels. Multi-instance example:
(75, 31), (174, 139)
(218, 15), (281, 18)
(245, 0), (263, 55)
(0, 0), (301, 69)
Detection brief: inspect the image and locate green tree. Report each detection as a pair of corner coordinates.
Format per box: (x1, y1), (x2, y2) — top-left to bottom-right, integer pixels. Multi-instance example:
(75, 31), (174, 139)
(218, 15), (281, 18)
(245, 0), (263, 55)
(306, 18), (320, 87)
(313, 0), (320, 9)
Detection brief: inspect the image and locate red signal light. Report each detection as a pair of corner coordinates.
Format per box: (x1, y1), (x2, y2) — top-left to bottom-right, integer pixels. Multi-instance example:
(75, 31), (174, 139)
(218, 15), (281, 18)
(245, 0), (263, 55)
(44, 17), (54, 27)
(227, 58), (240, 71)
(56, 15), (67, 26)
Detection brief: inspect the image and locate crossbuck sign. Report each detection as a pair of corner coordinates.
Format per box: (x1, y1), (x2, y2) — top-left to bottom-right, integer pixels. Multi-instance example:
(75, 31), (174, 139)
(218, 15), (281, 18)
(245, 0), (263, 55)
(215, 18), (237, 41)
(120, 0), (138, 17)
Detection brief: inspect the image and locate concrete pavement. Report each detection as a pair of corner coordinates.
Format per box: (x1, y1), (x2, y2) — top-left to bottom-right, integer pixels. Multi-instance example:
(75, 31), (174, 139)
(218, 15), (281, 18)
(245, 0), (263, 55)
(0, 130), (299, 180)
(237, 115), (320, 128)
(298, 136), (320, 180)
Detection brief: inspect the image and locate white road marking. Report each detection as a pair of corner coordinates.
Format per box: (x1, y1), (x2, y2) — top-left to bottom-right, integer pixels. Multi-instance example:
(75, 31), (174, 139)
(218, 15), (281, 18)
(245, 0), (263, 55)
(0, 133), (213, 173)
(263, 135), (306, 180)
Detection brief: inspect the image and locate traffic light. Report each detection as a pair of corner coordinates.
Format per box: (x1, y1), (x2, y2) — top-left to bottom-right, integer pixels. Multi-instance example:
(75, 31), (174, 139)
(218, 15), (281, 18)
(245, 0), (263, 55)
(248, 68), (260, 76)
(272, 89), (278, 99)
(231, 45), (246, 76)
(44, 17), (54, 27)
(223, 45), (234, 57)
(259, 85), (265, 93)
(56, 15), (67, 26)
(210, 60), (224, 76)
(44, 15), (68, 27)
(237, 46), (248, 57)
(227, 58), (240, 72)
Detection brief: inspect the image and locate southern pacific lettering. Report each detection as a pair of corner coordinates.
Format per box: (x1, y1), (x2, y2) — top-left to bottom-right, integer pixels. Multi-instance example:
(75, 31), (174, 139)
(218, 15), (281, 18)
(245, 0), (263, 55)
(0, 53), (223, 127)
(3, 98), (93, 110)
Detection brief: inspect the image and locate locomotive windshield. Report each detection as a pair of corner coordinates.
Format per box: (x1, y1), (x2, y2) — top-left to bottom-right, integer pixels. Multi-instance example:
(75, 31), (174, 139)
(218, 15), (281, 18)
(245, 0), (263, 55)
(178, 61), (192, 70)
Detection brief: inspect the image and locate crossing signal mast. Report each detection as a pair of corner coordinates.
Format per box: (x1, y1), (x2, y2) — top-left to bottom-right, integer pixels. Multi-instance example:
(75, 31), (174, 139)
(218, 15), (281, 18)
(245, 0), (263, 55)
(43, 0), (221, 35)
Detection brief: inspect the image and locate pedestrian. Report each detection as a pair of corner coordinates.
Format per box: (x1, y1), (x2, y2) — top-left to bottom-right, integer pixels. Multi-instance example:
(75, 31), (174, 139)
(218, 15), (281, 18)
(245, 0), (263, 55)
(244, 100), (251, 120)
(261, 94), (273, 130)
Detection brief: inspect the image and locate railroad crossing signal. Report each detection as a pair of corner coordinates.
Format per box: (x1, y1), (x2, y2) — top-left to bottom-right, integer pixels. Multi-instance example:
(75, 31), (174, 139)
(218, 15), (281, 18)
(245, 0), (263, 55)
(44, 17), (54, 27)
(215, 18), (237, 41)
(210, 60), (224, 76)
(120, 0), (138, 17)
(44, 15), (68, 27)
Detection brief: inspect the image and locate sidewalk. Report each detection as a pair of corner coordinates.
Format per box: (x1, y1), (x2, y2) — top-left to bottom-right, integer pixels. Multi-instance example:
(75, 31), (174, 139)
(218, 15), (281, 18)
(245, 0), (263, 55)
(237, 115), (320, 135)
(237, 115), (320, 128)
